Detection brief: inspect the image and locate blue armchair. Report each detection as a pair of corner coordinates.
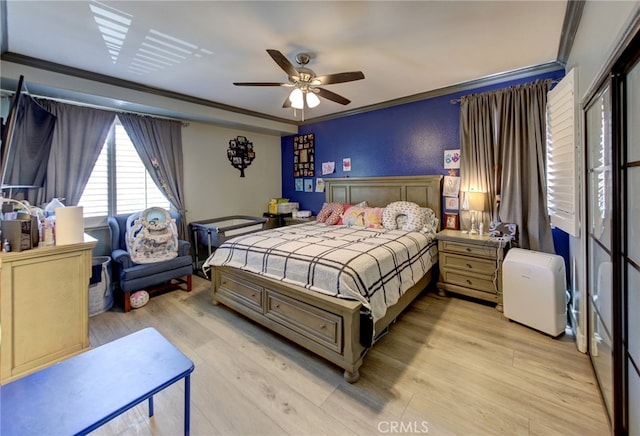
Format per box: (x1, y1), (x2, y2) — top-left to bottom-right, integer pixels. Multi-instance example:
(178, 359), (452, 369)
(108, 211), (192, 312)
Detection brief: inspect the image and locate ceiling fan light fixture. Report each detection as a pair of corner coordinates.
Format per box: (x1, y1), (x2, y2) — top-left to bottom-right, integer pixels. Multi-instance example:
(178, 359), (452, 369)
(289, 88), (304, 109)
(306, 91), (320, 108)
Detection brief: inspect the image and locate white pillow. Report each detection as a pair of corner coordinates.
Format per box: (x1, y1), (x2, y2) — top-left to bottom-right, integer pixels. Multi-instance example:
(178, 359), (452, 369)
(382, 201), (425, 232)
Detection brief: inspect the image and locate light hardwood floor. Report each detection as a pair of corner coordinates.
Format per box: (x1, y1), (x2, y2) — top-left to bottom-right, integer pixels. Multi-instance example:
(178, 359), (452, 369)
(89, 275), (610, 436)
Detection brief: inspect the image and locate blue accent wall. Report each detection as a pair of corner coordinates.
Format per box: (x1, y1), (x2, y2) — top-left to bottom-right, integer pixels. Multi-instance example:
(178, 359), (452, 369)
(281, 69), (565, 215)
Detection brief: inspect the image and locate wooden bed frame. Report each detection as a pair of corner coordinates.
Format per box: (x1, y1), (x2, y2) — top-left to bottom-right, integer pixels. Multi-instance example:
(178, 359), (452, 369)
(210, 175), (443, 382)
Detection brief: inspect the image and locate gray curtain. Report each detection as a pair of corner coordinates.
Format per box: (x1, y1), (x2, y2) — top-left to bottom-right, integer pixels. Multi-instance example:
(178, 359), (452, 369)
(460, 92), (499, 222)
(459, 79), (555, 253)
(118, 114), (187, 239)
(34, 100), (115, 207)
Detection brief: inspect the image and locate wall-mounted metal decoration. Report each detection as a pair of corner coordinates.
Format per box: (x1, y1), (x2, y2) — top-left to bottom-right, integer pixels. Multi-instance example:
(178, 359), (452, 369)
(227, 136), (255, 177)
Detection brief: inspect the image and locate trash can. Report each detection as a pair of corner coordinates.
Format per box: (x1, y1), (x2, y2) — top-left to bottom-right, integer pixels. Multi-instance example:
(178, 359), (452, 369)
(89, 256), (114, 316)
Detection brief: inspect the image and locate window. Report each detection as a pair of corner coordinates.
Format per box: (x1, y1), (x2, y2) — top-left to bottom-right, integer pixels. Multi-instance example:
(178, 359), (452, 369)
(79, 117), (170, 225)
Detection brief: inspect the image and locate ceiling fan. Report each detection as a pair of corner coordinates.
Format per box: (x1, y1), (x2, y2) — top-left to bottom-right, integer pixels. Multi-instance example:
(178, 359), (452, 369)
(233, 49), (365, 112)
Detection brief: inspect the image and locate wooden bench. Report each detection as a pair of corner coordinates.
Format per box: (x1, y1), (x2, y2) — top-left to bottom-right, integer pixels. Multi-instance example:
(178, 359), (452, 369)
(0, 327), (194, 435)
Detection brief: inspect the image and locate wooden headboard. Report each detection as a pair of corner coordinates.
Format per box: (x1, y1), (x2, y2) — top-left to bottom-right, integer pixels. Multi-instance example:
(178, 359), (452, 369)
(324, 175), (443, 229)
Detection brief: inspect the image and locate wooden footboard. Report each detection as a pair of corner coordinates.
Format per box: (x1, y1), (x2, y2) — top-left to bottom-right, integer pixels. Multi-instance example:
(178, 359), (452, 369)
(208, 174), (443, 382)
(211, 265), (434, 382)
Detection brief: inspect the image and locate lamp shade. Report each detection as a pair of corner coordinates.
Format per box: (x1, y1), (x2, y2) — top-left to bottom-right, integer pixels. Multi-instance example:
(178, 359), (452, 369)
(306, 91), (320, 108)
(467, 192), (486, 211)
(289, 88), (304, 109)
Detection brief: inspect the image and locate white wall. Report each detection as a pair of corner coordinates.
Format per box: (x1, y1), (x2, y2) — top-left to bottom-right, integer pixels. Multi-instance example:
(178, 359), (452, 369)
(564, 0), (639, 352)
(183, 121), (282, 222)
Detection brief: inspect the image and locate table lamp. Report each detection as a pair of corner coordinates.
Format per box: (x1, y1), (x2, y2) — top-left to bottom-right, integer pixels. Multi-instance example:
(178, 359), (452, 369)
(467, 191), (486, 234)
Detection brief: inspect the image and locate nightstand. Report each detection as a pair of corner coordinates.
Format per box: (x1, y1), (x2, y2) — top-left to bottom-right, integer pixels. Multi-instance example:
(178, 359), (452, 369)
(436, 229), (507, 311)
(263, 212), (292, 228)
(283, 216), (316, 226)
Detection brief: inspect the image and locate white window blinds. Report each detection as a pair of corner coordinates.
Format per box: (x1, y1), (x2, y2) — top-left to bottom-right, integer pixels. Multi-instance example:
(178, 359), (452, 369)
(546, 68), (579, 237)
(78, 118), (169, 218)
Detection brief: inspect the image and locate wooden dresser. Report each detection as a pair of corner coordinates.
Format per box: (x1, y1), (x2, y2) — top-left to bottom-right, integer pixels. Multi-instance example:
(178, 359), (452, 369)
(0, 235), (97, 384)
(436, 229), (507, 311)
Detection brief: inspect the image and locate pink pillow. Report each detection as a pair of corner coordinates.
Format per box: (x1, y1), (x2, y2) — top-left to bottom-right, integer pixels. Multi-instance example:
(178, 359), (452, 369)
(342, 206), (366, 227)
(317, 202), (344, 225)
(337, 201), (368, 225)
(363, 207), (384, 228)
(336, 203), (353, 225)
(342, 206), (384, 228)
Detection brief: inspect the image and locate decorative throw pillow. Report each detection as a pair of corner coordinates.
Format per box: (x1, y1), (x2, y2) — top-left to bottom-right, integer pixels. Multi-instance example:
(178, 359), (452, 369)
(382, 201), (426, 232)
(422, 208), (439, 231)
(342, 206), (366, 227)
(420, 207), (439, 239)
(337, 201), (368, 225)
(316, 202), (344, 225)
(363, 207), (384, 229)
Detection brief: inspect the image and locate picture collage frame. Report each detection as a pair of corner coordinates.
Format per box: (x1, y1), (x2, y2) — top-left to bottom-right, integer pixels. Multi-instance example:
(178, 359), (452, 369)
(293, 133), (315, 178)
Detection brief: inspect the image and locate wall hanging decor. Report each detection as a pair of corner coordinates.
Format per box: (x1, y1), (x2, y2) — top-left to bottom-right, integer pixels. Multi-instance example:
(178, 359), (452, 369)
(444, 149), (461, 169)
(293, 133), (315, 177)
(227, 135), (255, 177)
(444, 212), (459, 230)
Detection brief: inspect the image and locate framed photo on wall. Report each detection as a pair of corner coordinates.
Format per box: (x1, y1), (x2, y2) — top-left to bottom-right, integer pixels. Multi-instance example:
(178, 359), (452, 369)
(304, 178), (313, 192)
(444, 212), (459, 230)
(445, 196), (459, 211)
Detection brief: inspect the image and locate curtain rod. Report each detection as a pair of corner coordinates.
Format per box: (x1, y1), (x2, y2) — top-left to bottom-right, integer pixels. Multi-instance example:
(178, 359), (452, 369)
(449, 78), (561, 104)
(0, 90), (190, 127)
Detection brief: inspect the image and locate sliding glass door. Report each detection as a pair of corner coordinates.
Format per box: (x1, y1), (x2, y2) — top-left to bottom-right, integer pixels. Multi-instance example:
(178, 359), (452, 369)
(585, 26), (640, 435)
(585, 82), (614, 422)
(622, 46), (640, 436)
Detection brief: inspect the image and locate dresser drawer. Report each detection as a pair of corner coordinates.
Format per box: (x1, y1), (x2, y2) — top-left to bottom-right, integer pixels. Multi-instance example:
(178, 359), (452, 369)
(440, 269), (497, 293)
(440, 252), (497, 275)
(217, 272), (264, 312)
(265, 290), (342, 353)
(439, 240), (499, 259)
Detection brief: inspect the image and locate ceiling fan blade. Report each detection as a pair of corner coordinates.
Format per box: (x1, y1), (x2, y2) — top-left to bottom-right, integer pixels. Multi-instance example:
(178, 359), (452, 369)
(233, 82), (289, 86)
(315, 87), (351, 105)
(267, 49), (299, 79)
(282, 97), (292, 109)
(313, 71), (365, 85)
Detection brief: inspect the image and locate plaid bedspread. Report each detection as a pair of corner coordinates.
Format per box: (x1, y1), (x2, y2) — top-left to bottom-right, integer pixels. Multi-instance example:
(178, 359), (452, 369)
(203, 222), (437, 324)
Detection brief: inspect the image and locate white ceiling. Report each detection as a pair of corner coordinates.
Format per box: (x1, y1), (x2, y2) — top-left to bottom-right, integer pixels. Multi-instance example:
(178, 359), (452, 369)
(2, 0), (568, 123)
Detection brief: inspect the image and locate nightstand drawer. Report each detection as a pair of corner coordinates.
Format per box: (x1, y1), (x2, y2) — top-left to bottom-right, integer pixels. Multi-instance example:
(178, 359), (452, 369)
(440, 252), (497, 275)
(439, 240), (499, 259)
(441, 269), (497, 293)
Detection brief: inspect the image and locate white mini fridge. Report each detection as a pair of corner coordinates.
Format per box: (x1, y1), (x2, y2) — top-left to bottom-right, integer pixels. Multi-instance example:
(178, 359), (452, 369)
(502, 248), (567, 337)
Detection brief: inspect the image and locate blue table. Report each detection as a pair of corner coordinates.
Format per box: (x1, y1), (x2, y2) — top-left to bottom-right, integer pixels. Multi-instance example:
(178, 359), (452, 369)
(0, 327), (194, 436)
